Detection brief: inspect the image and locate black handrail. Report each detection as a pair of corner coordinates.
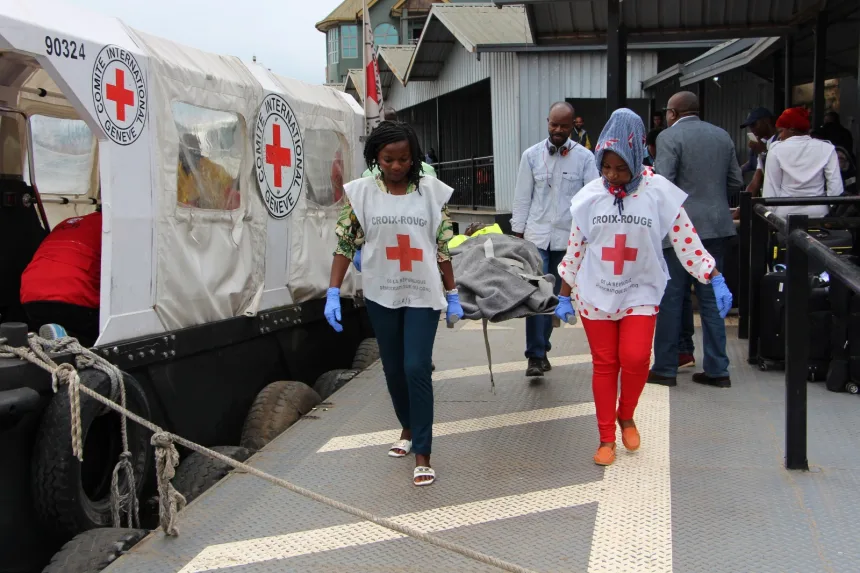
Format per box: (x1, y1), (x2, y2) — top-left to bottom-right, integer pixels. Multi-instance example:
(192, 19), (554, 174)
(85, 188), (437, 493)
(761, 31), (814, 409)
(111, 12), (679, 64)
(740, 191), (860, 470)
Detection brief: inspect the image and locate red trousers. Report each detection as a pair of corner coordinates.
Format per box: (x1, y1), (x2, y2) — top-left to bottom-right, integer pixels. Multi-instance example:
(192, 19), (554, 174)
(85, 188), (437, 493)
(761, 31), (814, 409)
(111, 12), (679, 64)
(581, 315), (657, 443)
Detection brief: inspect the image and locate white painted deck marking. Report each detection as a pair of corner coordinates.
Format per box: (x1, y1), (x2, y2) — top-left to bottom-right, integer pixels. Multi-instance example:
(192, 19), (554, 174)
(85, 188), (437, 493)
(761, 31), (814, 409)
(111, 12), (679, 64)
(177, 385), (671, 573)
(317, 402), (596, 453)
(177, 481), (603, 573)
(432, 352), (593, 381)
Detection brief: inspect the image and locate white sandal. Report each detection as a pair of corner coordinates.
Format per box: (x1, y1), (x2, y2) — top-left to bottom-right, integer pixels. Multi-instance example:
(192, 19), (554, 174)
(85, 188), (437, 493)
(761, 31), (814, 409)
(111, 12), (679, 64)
(413, 466), (436, 486)
(388, 439), (412, 457)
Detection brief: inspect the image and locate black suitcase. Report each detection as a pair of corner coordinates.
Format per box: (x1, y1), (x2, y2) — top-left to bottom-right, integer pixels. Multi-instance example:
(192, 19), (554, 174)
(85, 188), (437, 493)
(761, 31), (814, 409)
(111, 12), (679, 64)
(758, 271), (830, 380)
(771, 228), (853, 274)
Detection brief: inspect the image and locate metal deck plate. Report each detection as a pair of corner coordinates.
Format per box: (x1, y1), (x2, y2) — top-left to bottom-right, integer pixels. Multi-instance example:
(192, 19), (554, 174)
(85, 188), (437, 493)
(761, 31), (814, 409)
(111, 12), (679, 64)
(107, 320), (860, 572)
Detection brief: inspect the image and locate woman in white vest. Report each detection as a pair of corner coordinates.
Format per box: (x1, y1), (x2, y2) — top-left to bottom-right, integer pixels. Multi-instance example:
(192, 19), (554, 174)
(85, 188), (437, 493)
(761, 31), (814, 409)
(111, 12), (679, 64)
(554, 109), (733, 466)
(325, 121), (464, 486)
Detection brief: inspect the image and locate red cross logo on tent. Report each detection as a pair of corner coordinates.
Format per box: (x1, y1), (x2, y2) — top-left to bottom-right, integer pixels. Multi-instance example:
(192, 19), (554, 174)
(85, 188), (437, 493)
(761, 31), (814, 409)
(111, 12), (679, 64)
(106, 68), (135, 122)
(601, 234), (638, 275)
(266, 123), (292, 188)
(386, 234), (423, 272)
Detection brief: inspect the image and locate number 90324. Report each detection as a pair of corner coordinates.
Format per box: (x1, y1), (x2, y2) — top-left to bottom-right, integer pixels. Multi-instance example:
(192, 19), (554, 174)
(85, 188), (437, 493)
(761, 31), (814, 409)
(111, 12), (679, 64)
(45, 36), (86, 60)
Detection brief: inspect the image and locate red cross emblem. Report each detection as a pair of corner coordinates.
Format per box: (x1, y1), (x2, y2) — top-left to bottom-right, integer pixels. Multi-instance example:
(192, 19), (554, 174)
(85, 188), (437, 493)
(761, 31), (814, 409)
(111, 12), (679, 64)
(266, 123), (292, 188)
(386, 234), (423, 272)
(106, 68), (135, 122)
(601, 234), (638, 275)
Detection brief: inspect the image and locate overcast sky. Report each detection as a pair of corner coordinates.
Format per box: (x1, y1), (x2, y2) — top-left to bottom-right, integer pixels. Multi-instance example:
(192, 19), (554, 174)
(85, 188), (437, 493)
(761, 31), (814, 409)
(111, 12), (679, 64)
(60, 0), (344, 84)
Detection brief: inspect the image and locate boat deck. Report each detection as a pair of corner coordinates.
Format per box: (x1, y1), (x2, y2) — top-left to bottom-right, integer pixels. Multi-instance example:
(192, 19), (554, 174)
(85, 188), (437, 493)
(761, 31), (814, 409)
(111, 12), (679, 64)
(108, 318), (860, 573)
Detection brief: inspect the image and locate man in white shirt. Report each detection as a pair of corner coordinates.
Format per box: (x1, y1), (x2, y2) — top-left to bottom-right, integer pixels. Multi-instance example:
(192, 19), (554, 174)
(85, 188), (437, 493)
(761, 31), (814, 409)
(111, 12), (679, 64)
(763, 107), (843, 219)
(512, 101), (600, 377)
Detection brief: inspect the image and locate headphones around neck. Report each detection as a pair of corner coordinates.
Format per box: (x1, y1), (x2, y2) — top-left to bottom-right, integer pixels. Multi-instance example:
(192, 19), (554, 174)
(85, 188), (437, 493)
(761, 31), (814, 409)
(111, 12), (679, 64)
(547, 140), (572, 157)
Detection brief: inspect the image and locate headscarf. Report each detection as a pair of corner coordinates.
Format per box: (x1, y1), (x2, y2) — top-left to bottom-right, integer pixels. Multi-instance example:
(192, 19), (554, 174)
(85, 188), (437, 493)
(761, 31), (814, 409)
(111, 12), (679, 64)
(593, 108), (647, 215)
(776, 106), (810, 132)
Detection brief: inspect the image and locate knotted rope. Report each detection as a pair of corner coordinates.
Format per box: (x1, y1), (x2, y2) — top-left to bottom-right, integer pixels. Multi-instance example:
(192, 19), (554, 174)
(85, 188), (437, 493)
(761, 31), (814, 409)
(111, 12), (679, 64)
(0, 334), (539, 573)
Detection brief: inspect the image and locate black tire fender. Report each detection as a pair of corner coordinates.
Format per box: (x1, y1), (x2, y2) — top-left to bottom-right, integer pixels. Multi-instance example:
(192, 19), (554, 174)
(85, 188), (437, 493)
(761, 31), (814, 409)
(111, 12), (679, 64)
(32, 369), (152, 539)
(351, 338), (380, 370)
(172, 445), (252, 504)
(41, 527), (148, 573)
(240, 381), (321, 450)
(313, 369), (360, 401)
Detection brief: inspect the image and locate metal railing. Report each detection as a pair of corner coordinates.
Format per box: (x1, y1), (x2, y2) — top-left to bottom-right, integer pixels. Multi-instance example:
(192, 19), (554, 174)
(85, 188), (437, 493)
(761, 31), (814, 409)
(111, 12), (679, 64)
(430, 156), (495, 210)
(738, 192), (860, 470)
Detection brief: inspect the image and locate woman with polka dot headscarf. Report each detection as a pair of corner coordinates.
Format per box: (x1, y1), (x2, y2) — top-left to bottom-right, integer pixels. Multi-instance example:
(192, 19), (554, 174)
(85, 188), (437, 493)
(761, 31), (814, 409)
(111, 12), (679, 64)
(553, 109), (732, 466)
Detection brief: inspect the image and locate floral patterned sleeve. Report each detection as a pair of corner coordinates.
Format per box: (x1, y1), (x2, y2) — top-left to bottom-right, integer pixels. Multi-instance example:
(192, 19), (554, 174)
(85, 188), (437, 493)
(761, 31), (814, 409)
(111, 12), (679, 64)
(334, 196), (365, 261)
(436, 204), (454, 262)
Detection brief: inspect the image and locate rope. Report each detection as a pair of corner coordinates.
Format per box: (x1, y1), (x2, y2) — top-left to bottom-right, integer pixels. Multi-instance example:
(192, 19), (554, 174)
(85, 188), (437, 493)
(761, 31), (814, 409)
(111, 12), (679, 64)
(0, 336), (539, 573)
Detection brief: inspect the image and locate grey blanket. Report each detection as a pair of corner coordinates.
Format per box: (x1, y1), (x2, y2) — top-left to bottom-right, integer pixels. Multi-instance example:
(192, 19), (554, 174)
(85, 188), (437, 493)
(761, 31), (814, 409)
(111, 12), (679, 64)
(451, 234), (558, 322)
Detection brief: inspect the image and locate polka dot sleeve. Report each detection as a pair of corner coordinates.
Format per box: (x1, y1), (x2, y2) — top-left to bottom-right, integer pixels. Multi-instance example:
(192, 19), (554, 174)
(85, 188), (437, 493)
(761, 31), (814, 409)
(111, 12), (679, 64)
(558, 223), (587, 290)
(668, 207), (716, 283)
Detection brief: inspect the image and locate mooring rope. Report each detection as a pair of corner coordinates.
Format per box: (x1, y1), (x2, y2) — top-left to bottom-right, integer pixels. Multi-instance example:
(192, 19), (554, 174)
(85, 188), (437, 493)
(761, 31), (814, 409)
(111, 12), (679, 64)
(0, 335), (539, 573)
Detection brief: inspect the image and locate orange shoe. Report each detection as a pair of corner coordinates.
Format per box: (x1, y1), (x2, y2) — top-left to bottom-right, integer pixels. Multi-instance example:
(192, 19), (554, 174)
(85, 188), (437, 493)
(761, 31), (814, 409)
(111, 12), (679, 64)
(593, 443), (616, 466)
(617, 417), (640, 451)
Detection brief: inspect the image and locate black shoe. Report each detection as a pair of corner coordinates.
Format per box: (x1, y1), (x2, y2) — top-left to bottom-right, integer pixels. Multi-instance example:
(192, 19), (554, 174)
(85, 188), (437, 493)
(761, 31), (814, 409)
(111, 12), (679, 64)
(526, 357), (544, 377)
(647, 371), (677, 387)
(692, 372), (731, 388)
(540, 357), (552, 372)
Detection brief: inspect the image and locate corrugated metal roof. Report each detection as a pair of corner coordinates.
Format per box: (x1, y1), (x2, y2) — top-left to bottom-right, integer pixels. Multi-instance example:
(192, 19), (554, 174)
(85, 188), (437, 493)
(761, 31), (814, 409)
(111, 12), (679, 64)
(491, 0), (840, 43)
(325, 82), (347, 91)
(431, 4), (532, 52)
(679, 37), (781, 86)
(344, 68), (365, 103)
(405, 4), (532, 82)
(315, 0), (360, 32)
(378, 45), (415, 85)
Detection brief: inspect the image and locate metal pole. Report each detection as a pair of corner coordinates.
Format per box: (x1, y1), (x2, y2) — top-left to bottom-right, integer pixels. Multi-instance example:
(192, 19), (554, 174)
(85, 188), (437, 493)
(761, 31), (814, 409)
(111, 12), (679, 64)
(470, 157), (477, 211)
(812, 11), (827, 129)
(784, 36), (793, 109)
(738, 192), (752, 339)
(606, 0), (627, 113)
(785, 214), (809, 471)
(747, 206), (769, 362)
(773, 50), (785, 115)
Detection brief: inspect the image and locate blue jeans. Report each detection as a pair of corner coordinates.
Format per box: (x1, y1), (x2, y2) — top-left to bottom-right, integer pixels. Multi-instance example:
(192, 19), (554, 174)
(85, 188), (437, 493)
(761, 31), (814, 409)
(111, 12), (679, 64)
(525, 248), (565, 359)
(653, 238), (730, 378)
(679, 287), (695, 355)
(366, 300), (440, 455)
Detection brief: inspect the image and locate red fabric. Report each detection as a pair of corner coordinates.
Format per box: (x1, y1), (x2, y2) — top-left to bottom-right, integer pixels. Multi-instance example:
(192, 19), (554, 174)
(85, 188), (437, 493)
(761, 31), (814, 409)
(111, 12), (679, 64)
(581, 314), (657, 443)
(20, 212), (102, 308)
(776, 106), (811, 132)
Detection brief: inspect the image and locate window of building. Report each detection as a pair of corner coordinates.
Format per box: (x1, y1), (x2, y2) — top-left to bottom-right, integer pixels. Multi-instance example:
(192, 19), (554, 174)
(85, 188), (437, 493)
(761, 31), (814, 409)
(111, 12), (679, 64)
(409, 22), (424, 44)
(171, 102), (244, 211)
(374, 23), (399, 45)
(327, 28), (340, 64)
(342, 25), (358, 59)
(303, 129), (349, 207)
(27, 115), (96, 195)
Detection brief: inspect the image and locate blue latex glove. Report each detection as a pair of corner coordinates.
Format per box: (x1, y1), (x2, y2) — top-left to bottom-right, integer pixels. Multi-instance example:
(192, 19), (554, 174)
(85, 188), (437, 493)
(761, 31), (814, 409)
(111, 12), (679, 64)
(353, 249), (362, 272)
(711, 274), (733, 319)
(446, 291), (464, 325)
(555, 295), (577, 324)
(325, 287), (343, 332)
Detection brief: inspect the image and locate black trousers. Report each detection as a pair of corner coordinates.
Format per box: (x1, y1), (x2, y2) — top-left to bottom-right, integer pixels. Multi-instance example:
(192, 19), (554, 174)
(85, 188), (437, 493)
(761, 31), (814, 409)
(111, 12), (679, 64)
(24, 301), (100, 347)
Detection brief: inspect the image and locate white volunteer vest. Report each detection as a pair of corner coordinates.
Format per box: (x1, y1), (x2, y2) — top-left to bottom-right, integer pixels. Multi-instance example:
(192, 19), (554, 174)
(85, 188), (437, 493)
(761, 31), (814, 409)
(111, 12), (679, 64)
(345, 176), (453, 311)
(570, 173), (687, 313)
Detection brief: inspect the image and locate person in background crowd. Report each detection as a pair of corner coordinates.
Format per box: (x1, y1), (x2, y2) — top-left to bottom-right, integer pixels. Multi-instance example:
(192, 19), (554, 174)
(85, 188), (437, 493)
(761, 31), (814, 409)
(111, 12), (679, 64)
(649, 91), (742, 389)
(644, 128), (661, 167)
(177, 133), (238, 210)
(363, 109), (436, 178)
(827, 145), (858, 220)
(573, 116), (592, 150)
(763, 107), (843, 219)
(652, 112), (665, 130)
(426, 148), (438, 164)
(512, 101), (600, 378)
(553, 108), (731, 466)
(741, 108), (778, 197)
(326, 121), (462, 487)
(21, 209), (102, 347)
(822, 111), (854, 154)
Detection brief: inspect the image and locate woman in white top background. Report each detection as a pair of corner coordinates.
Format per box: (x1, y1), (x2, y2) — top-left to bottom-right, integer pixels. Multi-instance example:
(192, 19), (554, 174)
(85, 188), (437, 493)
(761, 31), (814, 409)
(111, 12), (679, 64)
(762, 107), (843, 218)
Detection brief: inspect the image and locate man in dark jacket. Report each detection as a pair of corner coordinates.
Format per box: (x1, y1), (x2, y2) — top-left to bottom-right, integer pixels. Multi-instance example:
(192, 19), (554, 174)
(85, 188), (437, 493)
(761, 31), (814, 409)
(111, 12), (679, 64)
(649, 91), (744, 388)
